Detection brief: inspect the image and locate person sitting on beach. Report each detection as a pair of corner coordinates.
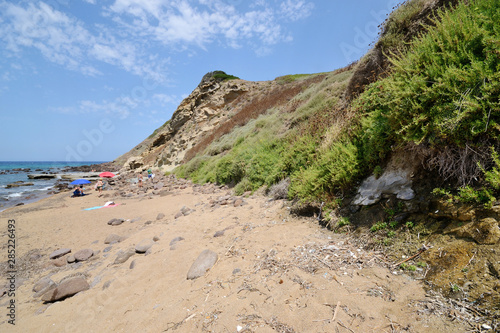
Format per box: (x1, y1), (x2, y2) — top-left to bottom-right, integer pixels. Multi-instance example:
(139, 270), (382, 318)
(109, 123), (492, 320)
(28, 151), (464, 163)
(72, 187), (81, 197)
(79, 185), (85, 196)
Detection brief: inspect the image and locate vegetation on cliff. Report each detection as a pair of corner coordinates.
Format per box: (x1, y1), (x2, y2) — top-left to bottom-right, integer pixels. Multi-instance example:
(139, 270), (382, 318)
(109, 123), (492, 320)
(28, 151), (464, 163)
(175, 0), (500, 209)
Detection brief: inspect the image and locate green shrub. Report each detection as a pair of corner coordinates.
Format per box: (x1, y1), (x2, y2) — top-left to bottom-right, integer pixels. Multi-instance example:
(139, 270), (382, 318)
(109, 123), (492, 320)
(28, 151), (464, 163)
(337, 216), (350, 228)
(289, 141), (359, 201)
(482, 147), (500, 190)
(400, 263), (417, 271)
(357, 0), (500, 163)
(370, 221), (388, 232)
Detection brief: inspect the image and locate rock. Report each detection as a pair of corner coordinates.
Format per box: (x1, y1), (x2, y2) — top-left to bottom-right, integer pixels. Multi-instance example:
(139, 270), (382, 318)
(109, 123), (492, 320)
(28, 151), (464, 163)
(103, 246), (112, 253)
(353, 170), (415, 206)
(153, 235), (160, 242)
(6, 182), (34, 188)
(114, 248), (136, 264)
(33, 278), (56, 298)
(74, 249), (94, 261)
(174, 211), (183, 219)
(213, 230), (225, 237)
(135, 239), (154, 253)
(41, 277), (89, 302)
(49, 248), (71, 259)
(169, 236), (185, 246)
(52, 257), (67, 267)
(67, 255), (76, 264)
(154, 182), (164, 190)
(104, 234), (125, 244)
(130, 260), (136, 269)
(33, 277), (55, 293)
(233, 199), (244, 207)
(107, 218), (125, 226)
(125, 156), (144, 170)
(187, 249), (218, 280)
(156, 213), (165, 220)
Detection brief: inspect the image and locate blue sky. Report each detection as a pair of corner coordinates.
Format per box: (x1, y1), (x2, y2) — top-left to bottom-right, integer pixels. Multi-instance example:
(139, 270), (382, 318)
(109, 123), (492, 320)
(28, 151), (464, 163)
(0, 0), (400, 162)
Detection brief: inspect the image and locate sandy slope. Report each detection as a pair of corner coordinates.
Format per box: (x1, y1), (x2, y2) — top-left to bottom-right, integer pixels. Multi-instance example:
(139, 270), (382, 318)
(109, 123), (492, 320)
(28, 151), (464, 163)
(0, 175), (467, 332)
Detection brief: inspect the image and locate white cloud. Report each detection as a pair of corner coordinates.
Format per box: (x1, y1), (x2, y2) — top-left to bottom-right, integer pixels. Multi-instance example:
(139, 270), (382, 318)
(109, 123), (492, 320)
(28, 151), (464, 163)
(0, 1), (167, 80)
(0, 0), (313, 81)
(107, 0), (312, 51)
(280, 0), (314, 22)
(153, 93), (177, 105)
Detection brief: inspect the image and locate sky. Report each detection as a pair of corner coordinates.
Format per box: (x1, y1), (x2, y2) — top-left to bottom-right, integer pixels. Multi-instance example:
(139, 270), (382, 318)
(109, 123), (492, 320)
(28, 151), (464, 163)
(0, 0), (401, 162)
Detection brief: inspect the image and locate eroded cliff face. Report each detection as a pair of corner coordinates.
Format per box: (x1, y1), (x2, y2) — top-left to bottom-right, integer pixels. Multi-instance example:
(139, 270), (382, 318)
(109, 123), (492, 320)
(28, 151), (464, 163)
(117, 77), (275, 172)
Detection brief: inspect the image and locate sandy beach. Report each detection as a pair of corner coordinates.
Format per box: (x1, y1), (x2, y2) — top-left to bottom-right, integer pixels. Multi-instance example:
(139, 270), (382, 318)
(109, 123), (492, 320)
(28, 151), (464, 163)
(0, 174), (468, 332)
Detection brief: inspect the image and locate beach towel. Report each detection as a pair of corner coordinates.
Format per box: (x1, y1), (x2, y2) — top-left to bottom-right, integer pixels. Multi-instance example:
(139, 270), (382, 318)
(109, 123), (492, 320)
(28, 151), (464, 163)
(83, 203), (120, 211)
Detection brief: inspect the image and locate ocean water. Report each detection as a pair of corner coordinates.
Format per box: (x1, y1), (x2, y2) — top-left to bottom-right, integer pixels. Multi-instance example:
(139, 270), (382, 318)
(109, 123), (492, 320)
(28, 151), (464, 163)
(0, 161), (105, 212)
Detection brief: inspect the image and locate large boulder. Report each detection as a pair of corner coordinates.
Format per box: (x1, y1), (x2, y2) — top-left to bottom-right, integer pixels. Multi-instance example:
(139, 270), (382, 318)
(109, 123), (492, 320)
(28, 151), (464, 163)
(41, 277), (89, 302)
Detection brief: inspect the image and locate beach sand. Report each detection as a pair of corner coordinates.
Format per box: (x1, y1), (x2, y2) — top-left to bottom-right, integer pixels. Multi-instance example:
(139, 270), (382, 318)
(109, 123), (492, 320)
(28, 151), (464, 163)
(0, 175), (467, 332)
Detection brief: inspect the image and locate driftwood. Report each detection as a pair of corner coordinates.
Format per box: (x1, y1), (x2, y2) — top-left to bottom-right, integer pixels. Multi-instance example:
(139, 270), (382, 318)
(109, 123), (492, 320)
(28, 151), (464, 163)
(394, 244), (430, 267)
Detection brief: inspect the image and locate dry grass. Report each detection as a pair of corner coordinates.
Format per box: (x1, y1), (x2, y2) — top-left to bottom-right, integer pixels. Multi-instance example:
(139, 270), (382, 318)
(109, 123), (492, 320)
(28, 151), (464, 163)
(183, 76), (326, 163)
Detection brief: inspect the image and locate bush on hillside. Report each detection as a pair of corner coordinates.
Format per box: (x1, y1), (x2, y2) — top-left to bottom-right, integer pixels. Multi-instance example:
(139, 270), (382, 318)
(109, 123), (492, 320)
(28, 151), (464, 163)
(356, 0), (500, 183)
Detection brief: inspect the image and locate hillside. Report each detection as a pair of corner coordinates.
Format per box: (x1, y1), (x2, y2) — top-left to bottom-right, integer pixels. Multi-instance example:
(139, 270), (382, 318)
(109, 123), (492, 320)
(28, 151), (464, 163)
(115, 0), (500, 323)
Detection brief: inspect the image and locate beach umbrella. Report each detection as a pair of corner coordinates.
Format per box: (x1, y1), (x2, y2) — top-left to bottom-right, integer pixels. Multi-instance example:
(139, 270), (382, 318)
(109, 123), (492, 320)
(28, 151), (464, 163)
(99, 172), (115, 178)
(70, 179), (91, 185)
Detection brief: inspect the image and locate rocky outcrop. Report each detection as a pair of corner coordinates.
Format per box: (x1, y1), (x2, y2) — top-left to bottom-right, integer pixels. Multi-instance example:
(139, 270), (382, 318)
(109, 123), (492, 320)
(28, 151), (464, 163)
(353, 169), (415, 206)
(116, 75), (273, 173)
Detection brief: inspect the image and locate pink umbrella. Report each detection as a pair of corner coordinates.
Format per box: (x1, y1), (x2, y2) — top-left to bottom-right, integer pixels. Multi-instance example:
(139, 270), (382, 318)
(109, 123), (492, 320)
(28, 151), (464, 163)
(99, 172), (115, 178)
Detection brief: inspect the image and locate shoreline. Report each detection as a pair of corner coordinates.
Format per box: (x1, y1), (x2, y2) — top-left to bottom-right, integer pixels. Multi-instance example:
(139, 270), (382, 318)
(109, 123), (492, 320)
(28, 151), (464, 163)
(0, 161), (118, 213)
(0, 173), (472, 332)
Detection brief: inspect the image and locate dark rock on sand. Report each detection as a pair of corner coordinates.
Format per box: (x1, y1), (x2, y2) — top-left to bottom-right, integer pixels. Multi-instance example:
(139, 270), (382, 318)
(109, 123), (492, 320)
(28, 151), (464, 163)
(74, 248), (94, 261)
(213, 230), (225, 237)
(49, 248), (71, 259)
(41, 276), (89, 302)
(156, 213), (165, 220)
(107, 218), (125, 226)
(187, 249), (218, 280)
(135, 239), (154, 253)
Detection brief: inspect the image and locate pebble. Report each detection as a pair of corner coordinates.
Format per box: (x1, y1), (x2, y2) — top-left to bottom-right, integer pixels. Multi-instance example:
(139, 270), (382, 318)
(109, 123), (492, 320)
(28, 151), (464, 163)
(49, 248), (71, 259)
(104, 234), (125, 244)
(107, 218), (125, 226)
(187, 249), (218, 280)
(74, 249), (94, 261)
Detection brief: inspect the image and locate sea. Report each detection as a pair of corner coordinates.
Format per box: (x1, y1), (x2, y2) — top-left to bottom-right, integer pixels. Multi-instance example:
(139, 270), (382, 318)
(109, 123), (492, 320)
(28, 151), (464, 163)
(0, 161), (106, 212)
